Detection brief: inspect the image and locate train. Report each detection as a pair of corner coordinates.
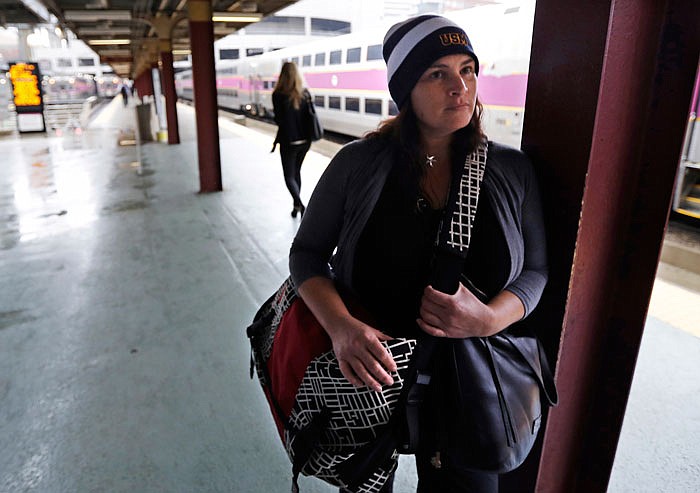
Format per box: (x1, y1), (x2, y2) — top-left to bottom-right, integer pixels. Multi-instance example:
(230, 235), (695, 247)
(41, 74), (124, 102)
(175, 2), (533, 148)
(0, 73), (14, 132)
(0, 70), (124, 106)
(174, 1), (700, 219)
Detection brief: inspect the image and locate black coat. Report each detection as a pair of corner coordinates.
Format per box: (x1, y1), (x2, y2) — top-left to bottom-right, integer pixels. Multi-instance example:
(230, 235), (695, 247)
(272, 89), (310, 145)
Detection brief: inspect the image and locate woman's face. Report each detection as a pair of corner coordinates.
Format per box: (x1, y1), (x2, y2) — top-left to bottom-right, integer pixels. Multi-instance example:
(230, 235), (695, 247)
(410, 53), (478, 139)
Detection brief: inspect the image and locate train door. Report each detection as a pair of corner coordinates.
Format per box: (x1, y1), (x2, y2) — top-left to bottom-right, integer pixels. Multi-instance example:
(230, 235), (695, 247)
(247, 74), (262, 116)
(673, 63), (700, 219)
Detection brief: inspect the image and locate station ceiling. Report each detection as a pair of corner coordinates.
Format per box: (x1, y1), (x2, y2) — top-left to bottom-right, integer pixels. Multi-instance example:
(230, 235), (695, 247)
(2, 0), (300, 77)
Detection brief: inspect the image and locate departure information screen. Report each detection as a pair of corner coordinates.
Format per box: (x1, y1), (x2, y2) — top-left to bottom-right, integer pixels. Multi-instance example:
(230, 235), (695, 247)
(9, 62), (43, 110)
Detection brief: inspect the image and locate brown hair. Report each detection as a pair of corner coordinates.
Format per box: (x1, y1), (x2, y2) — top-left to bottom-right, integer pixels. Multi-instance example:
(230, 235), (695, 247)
(364, 97), (487, 179)
(273, 61), (305, 109)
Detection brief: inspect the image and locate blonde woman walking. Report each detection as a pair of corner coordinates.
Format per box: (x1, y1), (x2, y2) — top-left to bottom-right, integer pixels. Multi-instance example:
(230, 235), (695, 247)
(272, 61), (313, 218)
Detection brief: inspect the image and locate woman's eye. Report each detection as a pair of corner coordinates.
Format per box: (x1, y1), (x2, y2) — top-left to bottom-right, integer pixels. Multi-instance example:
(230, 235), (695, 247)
(429, 71), (443, 79)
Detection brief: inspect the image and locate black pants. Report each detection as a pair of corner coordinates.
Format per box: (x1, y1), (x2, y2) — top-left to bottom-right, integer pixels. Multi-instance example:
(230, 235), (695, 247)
(414, 453), (498, 493)
(279, 141), (310, 207)
(339, 459), (497, 493)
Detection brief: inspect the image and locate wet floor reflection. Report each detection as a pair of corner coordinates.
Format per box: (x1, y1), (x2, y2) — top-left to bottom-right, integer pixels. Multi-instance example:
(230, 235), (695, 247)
(0, 125), (144, 250)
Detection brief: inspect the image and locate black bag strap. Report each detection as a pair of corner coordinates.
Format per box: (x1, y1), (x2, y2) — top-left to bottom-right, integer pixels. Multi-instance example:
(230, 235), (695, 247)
(399, 143), (489, 454)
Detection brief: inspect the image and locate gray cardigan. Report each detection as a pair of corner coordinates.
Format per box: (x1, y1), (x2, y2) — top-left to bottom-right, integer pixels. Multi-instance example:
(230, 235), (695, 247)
(289, 138), (548, 317)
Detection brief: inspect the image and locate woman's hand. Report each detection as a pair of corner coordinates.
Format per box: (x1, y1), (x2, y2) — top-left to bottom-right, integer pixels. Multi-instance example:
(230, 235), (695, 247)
(329, 316), (397, 392)
(418, 284), (526, 338)
(297, 275), (398, 392)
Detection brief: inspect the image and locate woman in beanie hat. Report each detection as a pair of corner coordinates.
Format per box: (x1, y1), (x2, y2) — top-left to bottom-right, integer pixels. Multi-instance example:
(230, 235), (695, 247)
(289, 14), (548, 493)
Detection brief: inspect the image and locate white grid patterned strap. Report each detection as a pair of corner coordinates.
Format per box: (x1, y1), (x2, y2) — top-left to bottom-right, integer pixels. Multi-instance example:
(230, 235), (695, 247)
(444, 142), (488, 253)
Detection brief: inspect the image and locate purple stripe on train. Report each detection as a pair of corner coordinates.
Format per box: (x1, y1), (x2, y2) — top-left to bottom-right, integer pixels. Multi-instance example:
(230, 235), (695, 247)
(304, 70), (526, 108)
(182, 70), (528, 108)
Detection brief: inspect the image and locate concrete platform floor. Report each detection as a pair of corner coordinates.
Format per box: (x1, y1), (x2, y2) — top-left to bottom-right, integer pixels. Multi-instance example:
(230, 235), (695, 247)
(1, 97), (698, 492)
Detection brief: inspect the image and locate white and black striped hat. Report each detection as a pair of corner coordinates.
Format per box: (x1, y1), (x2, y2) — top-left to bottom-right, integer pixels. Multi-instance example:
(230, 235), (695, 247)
(383, 14), (479, 109)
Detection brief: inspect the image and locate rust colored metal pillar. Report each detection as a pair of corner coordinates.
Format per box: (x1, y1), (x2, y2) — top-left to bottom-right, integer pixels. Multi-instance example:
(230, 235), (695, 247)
(188, 0), (222, 192)
(505, 1), (700, 492)
(159, 39), (181, 145)
(138, 68), (154, 98)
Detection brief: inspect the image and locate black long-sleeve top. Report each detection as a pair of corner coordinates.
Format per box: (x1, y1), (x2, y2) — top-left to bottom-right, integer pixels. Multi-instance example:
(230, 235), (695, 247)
(290, 138), (548, 319)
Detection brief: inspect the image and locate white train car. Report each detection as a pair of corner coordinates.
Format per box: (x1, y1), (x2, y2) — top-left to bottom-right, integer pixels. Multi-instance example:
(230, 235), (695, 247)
(0, 74), (16, 133)
(176, 1), (536, 147)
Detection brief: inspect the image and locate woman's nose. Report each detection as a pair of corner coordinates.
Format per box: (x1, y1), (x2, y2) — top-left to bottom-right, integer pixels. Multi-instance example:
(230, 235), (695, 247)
(449, 74), (468, 96)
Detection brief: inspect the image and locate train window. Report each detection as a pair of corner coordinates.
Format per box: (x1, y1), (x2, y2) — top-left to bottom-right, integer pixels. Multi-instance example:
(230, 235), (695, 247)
(330, 50), (342, 65)
(247, 16), (305, 35)
(315, 53), (326, 66)
(302, 55), (312, 66)
(311, 18), (351, 35)
(247, 48), (264, 57)
(366, 44), (382, 61)
(329, 96), (341, 109)
(291, 57), (299, 66)
(347, 47), (361, 64)
(388, 101), (399, 116)
(346, 97), (360, 112)
(57, 58), (72, 67)
(365, 98), (382, 115)
(314, 95), (325, 108)
(78, 58), (95, 67)
(220, 49), (240, 60)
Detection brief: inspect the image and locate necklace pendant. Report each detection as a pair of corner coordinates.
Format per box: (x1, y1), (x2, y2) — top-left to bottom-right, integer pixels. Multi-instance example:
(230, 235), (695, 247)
(426, 155), (436, 168)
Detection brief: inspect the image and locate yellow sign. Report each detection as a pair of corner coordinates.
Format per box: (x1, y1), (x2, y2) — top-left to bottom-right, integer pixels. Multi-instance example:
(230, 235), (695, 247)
(9, 63), (42, 108)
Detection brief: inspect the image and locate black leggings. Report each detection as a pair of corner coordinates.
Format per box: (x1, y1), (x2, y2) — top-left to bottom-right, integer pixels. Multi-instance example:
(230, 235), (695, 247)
(415, 453), (498, 493)
(279, 141), (310, 207)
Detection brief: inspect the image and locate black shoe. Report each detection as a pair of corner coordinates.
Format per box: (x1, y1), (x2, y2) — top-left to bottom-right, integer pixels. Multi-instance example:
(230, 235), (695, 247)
(291, 204), (305, 218)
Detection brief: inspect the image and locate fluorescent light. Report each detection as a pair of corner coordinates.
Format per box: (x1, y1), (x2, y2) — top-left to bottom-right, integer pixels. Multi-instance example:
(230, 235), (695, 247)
(88, 39), (131, 45)
(211, 12), (262, 22)
(79, 27), (132, 36)
(97, 49), (132, 56)
(172, 49), (191, 55)
(65, 10), (131, 21)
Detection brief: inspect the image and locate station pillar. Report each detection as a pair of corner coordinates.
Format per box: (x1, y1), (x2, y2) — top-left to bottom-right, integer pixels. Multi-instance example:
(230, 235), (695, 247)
(502, 1), (700, 492)
(159, 38), (180, 145)
(135, 68), (154, 98)
(187, 0), (222, 193)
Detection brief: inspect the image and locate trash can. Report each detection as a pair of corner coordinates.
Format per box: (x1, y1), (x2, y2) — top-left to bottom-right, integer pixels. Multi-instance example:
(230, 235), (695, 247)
(136, 103), (153, 142)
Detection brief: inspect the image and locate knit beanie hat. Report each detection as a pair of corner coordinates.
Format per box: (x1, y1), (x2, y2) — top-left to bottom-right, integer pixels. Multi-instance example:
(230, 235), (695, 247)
(383, 14), (479, 109)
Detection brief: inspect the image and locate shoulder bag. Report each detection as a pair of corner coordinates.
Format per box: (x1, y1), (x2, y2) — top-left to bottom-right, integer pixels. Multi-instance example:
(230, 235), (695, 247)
(303, 89), (323, 142)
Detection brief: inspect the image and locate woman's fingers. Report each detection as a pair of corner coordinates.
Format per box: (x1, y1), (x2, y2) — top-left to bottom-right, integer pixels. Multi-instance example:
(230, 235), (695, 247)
(416, 317), (447, 337)
(350, 358), (387, 392)
(368, 337), (398, 374)
(337, 342), (396, 391)
(331, 319), (397, 391)
(338, 359), (363, 388)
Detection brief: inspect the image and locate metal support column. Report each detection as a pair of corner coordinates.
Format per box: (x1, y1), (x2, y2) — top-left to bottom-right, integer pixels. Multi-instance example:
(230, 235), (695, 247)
(187, 0), (222, 193)
(159, 45), (180, 144)
(153, 16), (181, 146)
(508, 1), (700, 491)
